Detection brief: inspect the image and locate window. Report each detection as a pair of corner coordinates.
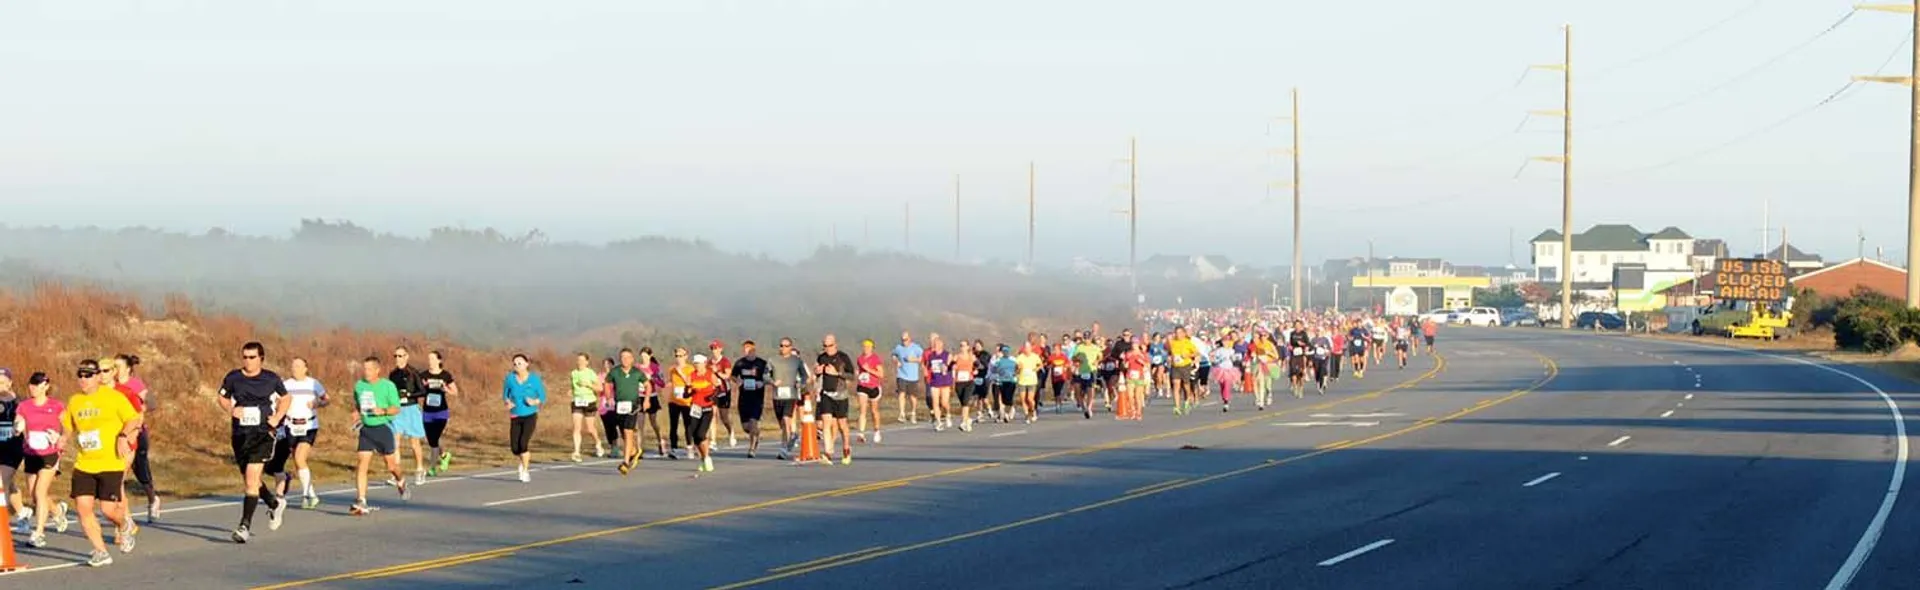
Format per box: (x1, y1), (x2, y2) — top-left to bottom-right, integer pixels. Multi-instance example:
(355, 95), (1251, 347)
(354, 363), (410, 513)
(1577, 254), (1586, 265)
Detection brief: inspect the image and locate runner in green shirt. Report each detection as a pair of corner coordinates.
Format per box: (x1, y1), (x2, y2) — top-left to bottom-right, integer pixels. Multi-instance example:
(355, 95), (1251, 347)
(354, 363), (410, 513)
(607, 348), (650, 474)
(567, 354), (606, 462)
(350, 357), (406, 516)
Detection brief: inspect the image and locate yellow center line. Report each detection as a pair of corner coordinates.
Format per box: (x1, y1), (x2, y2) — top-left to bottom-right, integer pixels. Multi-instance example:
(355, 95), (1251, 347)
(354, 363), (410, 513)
(830, 481), (908, 497)
(1124, 477), (1190, 495)
(251, 355), (1450, 590)
(1314, 439), (1353, 450)
(768, 546), (891, 573)
(714, 352), (1555, 590)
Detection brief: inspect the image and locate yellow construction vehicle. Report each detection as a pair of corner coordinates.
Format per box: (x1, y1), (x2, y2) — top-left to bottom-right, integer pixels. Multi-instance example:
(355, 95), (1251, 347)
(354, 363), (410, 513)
(1692, 298), (1795, 339)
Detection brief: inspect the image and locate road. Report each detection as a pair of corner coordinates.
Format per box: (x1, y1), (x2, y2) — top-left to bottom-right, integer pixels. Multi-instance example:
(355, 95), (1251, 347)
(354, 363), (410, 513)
(4, 328), (1915, 589)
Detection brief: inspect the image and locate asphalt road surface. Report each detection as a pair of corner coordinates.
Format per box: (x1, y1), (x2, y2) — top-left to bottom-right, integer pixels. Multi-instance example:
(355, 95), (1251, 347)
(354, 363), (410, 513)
(4, 328), (1915, 589)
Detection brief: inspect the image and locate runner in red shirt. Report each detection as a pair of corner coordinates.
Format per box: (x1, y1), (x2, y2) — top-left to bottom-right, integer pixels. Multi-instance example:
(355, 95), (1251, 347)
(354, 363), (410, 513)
(855, 341), (885, 444)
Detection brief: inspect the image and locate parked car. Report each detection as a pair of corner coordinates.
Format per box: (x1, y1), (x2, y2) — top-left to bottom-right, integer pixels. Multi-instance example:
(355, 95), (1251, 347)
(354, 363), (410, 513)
(1500, 308), (1540, 327)
(1456, 307), (1502, 327)
(1419, 308), (1461, 325)
(1574, 311), (1626, 331)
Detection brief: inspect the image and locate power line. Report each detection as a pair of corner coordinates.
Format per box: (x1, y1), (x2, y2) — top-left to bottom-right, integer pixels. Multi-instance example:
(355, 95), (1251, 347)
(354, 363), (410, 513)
(1588, 0), (1771, 81)
(1597, 30), (1911, 183)
(1589, 11), (1857, 133)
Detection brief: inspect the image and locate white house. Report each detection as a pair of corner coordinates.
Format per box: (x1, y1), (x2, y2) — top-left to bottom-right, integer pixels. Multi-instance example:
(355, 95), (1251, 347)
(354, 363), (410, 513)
(1531, 224), (1697, 285)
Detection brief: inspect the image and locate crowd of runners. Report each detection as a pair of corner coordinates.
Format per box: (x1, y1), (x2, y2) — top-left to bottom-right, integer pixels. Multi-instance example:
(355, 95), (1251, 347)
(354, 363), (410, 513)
(0, 310), (1440, 566)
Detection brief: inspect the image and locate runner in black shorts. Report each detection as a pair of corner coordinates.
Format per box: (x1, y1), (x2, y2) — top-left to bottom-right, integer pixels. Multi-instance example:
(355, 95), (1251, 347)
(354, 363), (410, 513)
(815, 335), (856, 464)
(218, 342), (290, 542)
(770, 338), (812, 458)
(730, 341), (770, 458)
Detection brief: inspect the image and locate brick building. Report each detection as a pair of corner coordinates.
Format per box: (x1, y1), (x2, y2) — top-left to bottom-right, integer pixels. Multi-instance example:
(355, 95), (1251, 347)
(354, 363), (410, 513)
(1790, 258), (1909, 302)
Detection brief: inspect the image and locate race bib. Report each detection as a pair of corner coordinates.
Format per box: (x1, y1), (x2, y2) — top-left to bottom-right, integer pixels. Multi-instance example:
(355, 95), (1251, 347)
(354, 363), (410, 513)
(956, 370), (973, 382)
(1128, 369), (1143, 380)
(0, 423), (12, 441)
(616, 400), (634, 415)
(776, 386), (795, 400)
(289, 420), (311, 436)
(426, 393), (444, 407)
(77, 429), (103, 452)
(26, 430), (51, 451)
(741, 378), (760, 390)
(238, 406), (263, 427)
(674, 386), (688, 399)
(689, 405), (704, 418)
(858, 372), (877, 387)
(359, 393), (377, 414)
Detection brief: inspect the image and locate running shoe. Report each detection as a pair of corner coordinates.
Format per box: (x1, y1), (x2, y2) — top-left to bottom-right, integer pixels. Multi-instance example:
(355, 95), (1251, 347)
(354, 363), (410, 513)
(439, 451), (455, 473)
(116, 525), (137, 553)
(596, 445), (608, 458)
(147, 499), (159, 523)
(571, 452), (584, 463)
(303, 495), (320, 510)
(959, 421), (972, 433)
(933, 422), (944, 432)
(518, 467), (531, 483)
(855, 432), (867, 443)
(53, 500), (70, 533)
(414, 471), (426, 485)
(729, 436), (739, 449)
(27, 531), (46, 548)
(398, 479), (412, 501)
(873, 431), (882, 444)
(701, 457), (714, 472)
(618, 458), (634, 476)
(268, 498), (286, 531)
(840, 453), (852, 466)
(87, 550), (113, 567)
(350, 501), (372, 516)
(231, 526), (252, 544)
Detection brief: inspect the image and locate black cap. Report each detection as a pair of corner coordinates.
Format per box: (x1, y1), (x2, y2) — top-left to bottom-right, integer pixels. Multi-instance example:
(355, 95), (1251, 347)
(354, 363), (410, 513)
(27, 372), (49, 386)
(77, 359), (100, 378)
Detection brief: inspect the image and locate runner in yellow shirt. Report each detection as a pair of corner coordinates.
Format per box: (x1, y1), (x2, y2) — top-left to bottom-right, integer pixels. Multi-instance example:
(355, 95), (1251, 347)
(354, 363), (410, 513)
(62, 359), (142, 567)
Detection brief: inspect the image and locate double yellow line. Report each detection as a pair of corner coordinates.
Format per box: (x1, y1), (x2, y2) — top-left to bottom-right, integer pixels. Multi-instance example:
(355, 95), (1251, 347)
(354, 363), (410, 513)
(254, 355), (1449, 590)
(714, 352), (1555, 589)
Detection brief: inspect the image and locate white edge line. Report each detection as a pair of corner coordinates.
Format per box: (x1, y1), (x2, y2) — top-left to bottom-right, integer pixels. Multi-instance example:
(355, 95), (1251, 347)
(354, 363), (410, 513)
(0, 561), (82, 577)
(1522, 472), (1562, 487)
(1660, 410), (1675, 418)
(988, 430), (1029, 438)
(1317, 539), (1396, 566)
(1607, 435), (1631, 447)
(1685, 393), (1694, 400)
(482, 490), (582, 507)
(1631, 336), (1908, 590)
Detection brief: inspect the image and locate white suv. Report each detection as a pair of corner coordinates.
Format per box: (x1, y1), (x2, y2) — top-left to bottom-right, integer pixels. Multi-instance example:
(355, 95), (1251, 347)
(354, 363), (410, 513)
(1456, 307), (1502, 326)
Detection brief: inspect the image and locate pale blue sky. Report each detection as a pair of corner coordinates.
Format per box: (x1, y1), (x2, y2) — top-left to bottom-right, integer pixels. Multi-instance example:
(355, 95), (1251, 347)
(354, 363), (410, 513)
(0, 0), (1909, 266)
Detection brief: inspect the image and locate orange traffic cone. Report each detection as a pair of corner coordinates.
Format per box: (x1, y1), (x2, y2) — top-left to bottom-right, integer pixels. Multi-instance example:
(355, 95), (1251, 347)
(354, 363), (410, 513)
(797, 399), (822, 464)
(0, 501), (25, 572)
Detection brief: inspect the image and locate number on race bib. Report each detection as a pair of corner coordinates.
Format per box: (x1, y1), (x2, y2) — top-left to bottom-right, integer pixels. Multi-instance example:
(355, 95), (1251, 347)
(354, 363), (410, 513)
(26, 430), (51, 451)
(674, 386), (687, 399)
(238, 407), (263, 427)
(616, 400), (634, 415)
(775, 386), (794, 400)
(289, 420), (311, 436)
(359, 393), (377, 414)
(77, 430), (103, 452)
(742, 378), (760, 390)
(426, 393), (444, 407)
(689, 405), (704, 418)
(0, 424), (13, 441)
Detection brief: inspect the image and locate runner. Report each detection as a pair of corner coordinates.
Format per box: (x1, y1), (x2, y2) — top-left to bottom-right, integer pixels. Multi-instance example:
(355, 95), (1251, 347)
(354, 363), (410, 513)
(1122, 337), (1148, 420)
(988, 345), (1018, 425)
(1167, 326), (1198, 415)
(280, 358), (328, 509)
(971, 339), (994, 422)
(667, 348), (693, 460)
(892, 332), (925, 425)
(18, 372), (69, 548)
(729, 341), (769, 459)
(110, 355), (159, 522)
(639, 348), (668, 458)
(1370, 320), (1390, 365)
(1422, 317), (1440, 355)
(685, 355), (720, 473)
(1311, 326), (1334, 394)
(851, 339), (880, 445)
(1329, 324), (1346, 384)
(1072, 335), (1102, 419)
(1014, 342), (1043, 424)
(1253, 331), (1279, 410)
(1097, 339), (1121, 413)
(815, 335), (856, 465)
(708, 340), (740, 450)
(62, 359), (141, 566)
(951, 341), (977, 430)
(0, 369), (22, 529)
(923, 334), (953, 431)
(609, 348), (651, 474)
(774, 338), (815, 456)
(351, 356), (409, 513)
(388, 347), (433, 485)
(1347, 322), (1371, 379)
(218, 343), (290, 543)
(1149, 333), (1170, 400)
(1047, 340), (1070, 413)
(502, 354), (545, 483)
(1210, 333), (1241, 412)
(421, 351), (458, 477)
(1394, 321), (1413, 369)
(567, 353), (607, 463)
(597, 358), (620, 458)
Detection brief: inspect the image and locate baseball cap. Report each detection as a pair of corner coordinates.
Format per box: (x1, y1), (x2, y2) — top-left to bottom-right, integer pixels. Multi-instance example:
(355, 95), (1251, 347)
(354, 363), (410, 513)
(709, 340), (723, 350)
(0, 368), (10, 380)
(692, 354), (709, 364)
(27, 372), (49, 386)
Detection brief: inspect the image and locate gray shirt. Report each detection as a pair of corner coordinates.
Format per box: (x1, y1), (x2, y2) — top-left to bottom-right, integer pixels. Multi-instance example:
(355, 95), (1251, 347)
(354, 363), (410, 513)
(768, 354), (811, 400)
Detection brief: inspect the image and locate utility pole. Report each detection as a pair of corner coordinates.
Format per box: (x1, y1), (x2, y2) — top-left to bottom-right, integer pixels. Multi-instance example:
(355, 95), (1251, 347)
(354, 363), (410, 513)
(953, 174), (962, 262)
(1290, 88), (1304, 311)
(1130, 137), (1139, 299)
(831, 223), (838, 249)
(1027, 162), (1037, 270)
(1855, 1), (1920, 306)
(1528, 25), (1573, 328)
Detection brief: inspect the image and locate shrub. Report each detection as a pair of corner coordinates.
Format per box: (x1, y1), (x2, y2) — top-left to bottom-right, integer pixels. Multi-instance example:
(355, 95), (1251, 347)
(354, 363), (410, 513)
(1833, 291), (1915, 353)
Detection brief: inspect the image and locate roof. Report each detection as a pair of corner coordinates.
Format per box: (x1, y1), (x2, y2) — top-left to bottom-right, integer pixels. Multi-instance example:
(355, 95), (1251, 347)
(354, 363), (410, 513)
(1573, 224), (1651, 252)
(1790, 257), (1906, 283)
(1529, 229), (1563, 243)
(1757, 243), (1823, 263)
(1647, 226), (1691, 240)
(1693, 238), (1728, 257)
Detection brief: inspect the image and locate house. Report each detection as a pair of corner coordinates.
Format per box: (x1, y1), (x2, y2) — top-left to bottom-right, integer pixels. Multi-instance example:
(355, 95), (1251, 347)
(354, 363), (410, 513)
(1070, 257), (1129, 278)
(1756, 243), (1826, 272)
(1530, 224), (1698, 286)
(1381, 257), (1450, 278)
(1137, 254), (1238, 282)
(1791, 258), (1908, 302)
(1690, 238), (1729, 274)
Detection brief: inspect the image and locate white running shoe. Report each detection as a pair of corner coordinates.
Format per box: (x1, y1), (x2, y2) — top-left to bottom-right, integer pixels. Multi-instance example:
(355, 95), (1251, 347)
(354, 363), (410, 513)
(414, 470), (426, 485)
(960, 422), (972, 433)
(268, 498), (287, 531)
(53, 500), (70, 533)
(729, 436), (739, 449)
(933, 422), (945, 432)
(855, 432), (867, 443)
(702, 457), (714, 472)
(518, 467), (531, 483)
(87, 550), (112, 567)
(873, 430), (882, 444)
